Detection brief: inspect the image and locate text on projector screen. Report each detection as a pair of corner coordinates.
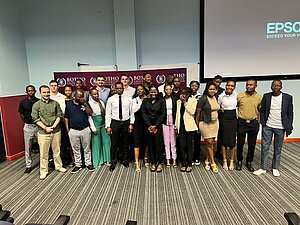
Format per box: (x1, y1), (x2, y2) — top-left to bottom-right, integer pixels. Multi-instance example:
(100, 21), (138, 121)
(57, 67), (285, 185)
(267, 21), (300, 33)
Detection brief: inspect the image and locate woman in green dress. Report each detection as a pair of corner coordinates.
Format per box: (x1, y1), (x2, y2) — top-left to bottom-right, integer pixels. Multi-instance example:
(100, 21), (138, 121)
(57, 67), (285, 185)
(89, 88), (111, 167)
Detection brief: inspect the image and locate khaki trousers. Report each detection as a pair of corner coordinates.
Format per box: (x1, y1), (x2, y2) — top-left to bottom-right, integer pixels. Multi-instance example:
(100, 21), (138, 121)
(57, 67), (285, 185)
(38, 131), (63, 176)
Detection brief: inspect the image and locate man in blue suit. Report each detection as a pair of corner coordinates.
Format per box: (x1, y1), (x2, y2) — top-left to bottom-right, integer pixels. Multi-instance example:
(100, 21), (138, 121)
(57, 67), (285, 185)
(254, 80), (294, 177)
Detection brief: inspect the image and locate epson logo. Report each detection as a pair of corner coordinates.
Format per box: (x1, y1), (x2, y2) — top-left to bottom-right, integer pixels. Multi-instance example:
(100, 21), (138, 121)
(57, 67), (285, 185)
(267, 21), (300, 34)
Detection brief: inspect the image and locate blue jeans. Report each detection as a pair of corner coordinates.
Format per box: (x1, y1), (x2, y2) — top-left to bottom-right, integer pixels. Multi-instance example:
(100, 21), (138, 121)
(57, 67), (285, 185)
(261, 125), (285, 170)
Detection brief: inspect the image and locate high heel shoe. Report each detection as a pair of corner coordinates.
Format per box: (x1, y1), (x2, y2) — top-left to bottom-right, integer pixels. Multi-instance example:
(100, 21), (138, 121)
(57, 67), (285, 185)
(223, 160), (228, 170)
(211, 163), (218, 173)
(229, 160), (235, 171)
(205, 160), (210, 171)
(135, 162), (141, 172)
(144, 157), (149, 167)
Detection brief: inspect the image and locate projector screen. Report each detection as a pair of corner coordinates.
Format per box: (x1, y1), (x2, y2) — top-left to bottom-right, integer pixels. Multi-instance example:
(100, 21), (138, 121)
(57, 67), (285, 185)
(201, 0), (300, 81)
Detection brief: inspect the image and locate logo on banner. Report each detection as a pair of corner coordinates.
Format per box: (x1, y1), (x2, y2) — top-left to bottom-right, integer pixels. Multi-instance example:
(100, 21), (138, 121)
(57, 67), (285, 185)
(57, 78), (66, 87)
(156, 75), (166, 84)
(90, 77), (96, 86)
(129, 76), (134, 85)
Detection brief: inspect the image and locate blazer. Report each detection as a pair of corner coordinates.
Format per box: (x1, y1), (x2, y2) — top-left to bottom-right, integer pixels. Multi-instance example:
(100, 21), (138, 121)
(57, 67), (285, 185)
(175, 96), (198, 133)
(260, 92), (293, 135)
(163, 95), (177, 124)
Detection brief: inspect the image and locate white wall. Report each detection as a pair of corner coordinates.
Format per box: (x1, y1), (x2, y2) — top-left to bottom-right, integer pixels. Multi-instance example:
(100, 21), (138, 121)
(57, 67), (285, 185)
(22, 0), (116, 88)
(135, 0), (200, 67)
(0, 0), (29, 96)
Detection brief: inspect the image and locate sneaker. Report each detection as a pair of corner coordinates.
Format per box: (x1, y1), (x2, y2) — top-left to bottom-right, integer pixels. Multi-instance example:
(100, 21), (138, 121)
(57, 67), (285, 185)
(194, 160), (200, 166)
(71, 167), (82, 174)
(57, 167), (67, 173)
(87, 165), (95, 172)
(253, 169), (266, 176)
(40, 173), (47, 180)
(272, 169), (280, 177)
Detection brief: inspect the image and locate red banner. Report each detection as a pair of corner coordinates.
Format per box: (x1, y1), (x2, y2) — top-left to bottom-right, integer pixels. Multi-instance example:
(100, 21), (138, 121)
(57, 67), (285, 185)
(54, 68), (187, 92)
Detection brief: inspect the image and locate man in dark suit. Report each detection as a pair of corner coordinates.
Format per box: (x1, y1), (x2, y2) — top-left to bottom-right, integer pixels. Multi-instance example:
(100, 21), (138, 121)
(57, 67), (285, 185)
(253, 80), (293, 177)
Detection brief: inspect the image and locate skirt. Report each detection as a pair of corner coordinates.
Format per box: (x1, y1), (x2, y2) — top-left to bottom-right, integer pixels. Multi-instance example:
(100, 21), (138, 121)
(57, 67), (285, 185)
(199, 119), (219, 139)
(219, 110), (237, 148)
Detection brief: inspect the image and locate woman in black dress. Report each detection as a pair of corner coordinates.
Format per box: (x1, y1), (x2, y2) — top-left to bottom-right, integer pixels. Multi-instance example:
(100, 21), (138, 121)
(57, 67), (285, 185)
(142, 85), (166, 172)
(132, 84), (148, 172)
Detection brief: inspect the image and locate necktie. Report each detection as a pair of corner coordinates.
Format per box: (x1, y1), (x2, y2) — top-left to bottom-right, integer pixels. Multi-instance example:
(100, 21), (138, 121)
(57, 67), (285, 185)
(119, 95), (123, 120)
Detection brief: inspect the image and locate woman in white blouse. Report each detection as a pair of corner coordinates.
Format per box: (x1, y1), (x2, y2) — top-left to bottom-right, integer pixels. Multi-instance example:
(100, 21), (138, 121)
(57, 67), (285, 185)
(89, 88), (111, 168)
(218, 79), (237, 170)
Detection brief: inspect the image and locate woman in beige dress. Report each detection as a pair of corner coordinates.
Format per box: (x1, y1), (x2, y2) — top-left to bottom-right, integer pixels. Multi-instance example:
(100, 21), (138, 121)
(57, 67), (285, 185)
(196, 81), (220, 173)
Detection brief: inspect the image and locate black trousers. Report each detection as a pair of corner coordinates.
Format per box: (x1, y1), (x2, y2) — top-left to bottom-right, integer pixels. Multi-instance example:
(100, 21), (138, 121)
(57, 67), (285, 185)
(236, 118), (259, 162)
(60, 121), (72, 164)
(179, 129), (194, 167)
(193, 132), (201, 161)
(215, 112), (223, 158)
(111, 119), (130, 165)
(147, 126), (163, 164)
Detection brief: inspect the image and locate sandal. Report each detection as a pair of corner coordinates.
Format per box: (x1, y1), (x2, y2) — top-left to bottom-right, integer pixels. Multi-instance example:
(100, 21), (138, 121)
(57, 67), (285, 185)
(166, 159), (171, 168)
(135, 162), (141, 172)
(156, 164), (163, 173)
(180, 166), (186, 172)
(150, 164), (156, 172)
(229, 160), (235, 171)
(211, 163), (218, 173)
(223, 160), (228, 170)
(173, 159), (177, 168)
(205, 160), (210, 171)
(186, 166), (192, 172)
(144, 157), (150, 167)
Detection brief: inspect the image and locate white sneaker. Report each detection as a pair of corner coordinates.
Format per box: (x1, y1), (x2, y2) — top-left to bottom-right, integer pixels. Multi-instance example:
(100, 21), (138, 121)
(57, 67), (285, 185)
(272, 169), (280, 177)
(253, 169), (266, 176)
(57, 167), (67, 173)
(40, 173), (47, 180)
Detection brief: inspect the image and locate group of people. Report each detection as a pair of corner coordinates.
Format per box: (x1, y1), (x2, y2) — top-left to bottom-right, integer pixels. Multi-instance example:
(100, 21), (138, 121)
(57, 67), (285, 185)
(18, 73), (294, 179)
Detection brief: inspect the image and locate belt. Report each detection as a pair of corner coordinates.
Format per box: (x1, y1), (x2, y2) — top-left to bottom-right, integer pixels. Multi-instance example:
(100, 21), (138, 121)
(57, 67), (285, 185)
(239, 118), (257, 123)
(71, 126), (88, 131)
(112, 119), (129, 123)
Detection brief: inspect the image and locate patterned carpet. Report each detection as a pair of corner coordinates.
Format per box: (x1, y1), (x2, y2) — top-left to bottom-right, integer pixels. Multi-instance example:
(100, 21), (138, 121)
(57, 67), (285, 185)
(0, 142), (299, 225)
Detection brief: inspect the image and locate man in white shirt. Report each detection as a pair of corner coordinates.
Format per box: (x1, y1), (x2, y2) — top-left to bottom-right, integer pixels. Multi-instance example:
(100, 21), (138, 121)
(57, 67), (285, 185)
(254, 80), (294, 177)
(105, 82), (134, 172)
(120, 74), (135, 98)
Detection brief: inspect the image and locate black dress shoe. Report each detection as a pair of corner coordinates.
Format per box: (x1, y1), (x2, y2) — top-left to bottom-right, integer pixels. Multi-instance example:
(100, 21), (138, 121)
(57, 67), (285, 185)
(122, 161), (129, 168)
(236, 161), (242, 171)
(246, 162), (254, 172)
(48, 159), (55, 168)
(109, 164), (116, 172)
(24, 168), (32, 174)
